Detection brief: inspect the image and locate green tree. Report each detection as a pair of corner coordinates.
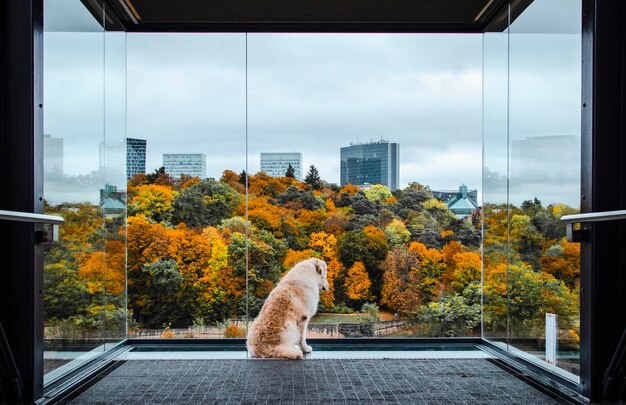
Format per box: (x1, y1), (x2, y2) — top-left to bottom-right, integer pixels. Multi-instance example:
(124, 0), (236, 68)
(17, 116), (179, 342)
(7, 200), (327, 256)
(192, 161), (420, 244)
(285, 164), (295, 178)
(419, 292), (481, 337)
(44, 262), (90, 321)
(238, 170), (248, 186)
(304, 165), (322, 190)
(171, 178), (243, 228)
(137, 260), (184, 328)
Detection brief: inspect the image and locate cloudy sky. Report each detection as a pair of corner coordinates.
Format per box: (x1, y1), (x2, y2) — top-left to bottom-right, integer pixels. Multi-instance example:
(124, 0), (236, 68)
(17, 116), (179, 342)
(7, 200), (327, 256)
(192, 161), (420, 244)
(126, 33), (483, 192)
(43, 0), (581, 207)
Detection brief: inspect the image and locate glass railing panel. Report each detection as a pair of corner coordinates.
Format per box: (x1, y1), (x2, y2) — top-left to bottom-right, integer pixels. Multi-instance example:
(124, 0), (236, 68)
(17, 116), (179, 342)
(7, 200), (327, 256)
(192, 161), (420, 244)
(482, 24), (510, 347)
(508, 0), (582, 378)
(43, 0), (107, 380)
(247, 33), (483, 339)
(102, 29), (128, 349)
(125, 33), (247, 339)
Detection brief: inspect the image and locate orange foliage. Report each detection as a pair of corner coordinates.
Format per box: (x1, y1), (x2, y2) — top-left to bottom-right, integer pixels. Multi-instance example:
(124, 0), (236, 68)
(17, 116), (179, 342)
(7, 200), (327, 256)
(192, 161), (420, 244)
(325, 198), (337, 212)
(339, 184), (360, 195)
(245, 198), (290, 235)
(283, 249), (318, 271)
(324, 211), (347, 236)
(363, 225), (387, 245)
(344, 261), (373, 301)
(78, 240), (126, 296)
(166, 224), (213, 282)
(380, 248), (422, 316)
(309, 231), (338, 260)
(298, 209), (327, 233)
(540, 238), (580, 289)
(220, 170), (245, 194)
(320, 257), (342, 308)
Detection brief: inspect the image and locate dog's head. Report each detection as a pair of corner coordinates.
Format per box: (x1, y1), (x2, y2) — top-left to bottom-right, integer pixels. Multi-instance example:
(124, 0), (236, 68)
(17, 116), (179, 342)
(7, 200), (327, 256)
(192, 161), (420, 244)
(311, 258), (330, 293)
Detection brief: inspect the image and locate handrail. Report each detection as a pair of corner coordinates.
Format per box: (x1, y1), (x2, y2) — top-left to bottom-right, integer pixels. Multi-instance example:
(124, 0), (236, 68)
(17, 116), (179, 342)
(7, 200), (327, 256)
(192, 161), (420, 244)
(561, 209), (626, 242)
(0, 209), (64, 225)
(561, 209), (626, 224)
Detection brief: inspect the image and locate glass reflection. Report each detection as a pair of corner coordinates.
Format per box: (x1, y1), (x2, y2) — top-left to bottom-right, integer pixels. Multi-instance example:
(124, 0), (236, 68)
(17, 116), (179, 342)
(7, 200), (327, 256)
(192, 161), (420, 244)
(508, 0), (581, 377)
(43, 0), (107, 381)
(482, 0), (582, 380)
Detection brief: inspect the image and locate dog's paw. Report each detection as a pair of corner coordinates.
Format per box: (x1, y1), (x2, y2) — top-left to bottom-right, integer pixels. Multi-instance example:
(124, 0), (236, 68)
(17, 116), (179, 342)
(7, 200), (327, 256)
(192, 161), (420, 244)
(301, 344), (313, 353)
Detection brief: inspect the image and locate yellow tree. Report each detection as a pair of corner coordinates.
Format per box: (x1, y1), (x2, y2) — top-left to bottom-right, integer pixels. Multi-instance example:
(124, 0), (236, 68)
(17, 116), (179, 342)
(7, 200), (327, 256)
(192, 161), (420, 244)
(344, 261), (373, 302)
(408, 241), (446, 302)
(129, 184), (178, 222)
(320, 257), (342, 308)
(450, 251), (482, 292)
(309, 231), (341, 308)
(309, 231), (338, 260)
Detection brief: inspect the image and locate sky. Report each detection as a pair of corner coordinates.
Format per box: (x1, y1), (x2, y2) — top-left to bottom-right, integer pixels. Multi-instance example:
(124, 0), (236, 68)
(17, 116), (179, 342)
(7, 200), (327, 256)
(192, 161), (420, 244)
(126, 33), (484, 192)
(43, 0), (582, 207)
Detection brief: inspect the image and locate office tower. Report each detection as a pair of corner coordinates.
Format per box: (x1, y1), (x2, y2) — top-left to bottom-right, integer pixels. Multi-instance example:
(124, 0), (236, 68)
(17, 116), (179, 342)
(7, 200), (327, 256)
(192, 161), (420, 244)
(43, 134), (63, 179)
(163, 153), (207, 178)
(340, 140), (399, 190)
(260, 152), (303, 180)
(126, 138), (146, 180)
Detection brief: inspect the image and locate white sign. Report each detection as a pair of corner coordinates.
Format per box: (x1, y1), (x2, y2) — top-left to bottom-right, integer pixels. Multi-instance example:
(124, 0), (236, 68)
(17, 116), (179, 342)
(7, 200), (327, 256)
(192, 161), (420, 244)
(546, 313), (558, 365)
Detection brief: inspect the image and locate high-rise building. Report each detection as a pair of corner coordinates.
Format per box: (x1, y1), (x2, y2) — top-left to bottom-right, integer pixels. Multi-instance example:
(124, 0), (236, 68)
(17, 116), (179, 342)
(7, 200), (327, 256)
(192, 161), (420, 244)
(340, 140), (399, 190)
(163, 153), (207, 178)
(260, 152), (303, 180)
(126, 138), (146, 180)
(43, 134), (63, 179)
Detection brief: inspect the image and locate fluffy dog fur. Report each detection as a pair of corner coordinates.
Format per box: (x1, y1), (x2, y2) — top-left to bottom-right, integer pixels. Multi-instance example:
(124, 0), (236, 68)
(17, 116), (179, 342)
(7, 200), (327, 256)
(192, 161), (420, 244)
(247, 258), (329, 359)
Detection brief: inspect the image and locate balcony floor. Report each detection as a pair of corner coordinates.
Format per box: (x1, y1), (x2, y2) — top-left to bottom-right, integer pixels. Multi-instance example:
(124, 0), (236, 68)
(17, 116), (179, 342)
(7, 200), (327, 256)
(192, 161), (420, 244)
(61, 357), (569, 404)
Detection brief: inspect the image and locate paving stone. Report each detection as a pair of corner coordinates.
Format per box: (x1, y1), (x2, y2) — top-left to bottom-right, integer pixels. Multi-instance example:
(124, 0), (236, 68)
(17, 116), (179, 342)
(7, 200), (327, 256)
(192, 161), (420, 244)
(65, 359), (567, 404)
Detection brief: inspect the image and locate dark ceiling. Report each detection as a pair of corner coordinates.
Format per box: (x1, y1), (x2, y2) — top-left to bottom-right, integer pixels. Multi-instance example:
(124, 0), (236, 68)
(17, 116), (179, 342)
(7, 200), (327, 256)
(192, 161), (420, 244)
(88, 0), (531, 33)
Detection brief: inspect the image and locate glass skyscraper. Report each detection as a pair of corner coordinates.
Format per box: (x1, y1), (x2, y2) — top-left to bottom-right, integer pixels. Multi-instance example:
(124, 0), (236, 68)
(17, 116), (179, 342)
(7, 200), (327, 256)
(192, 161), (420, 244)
(126, 138), (146, 180)
(340, 140), (399, 190)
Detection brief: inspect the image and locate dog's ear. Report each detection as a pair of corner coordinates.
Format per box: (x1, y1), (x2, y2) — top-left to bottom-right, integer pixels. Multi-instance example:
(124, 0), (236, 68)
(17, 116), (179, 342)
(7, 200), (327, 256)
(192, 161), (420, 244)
(314, 260), (324, 275)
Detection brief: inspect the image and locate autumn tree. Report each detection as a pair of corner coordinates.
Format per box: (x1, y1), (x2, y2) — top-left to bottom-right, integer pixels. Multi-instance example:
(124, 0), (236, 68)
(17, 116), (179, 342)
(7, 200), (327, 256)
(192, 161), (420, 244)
(344, 261), (373, 303)
(380, 247), (422, 317)
(128, 184), (178, 223)
(363, 184), (392, 203)
(146, 166), (176, 187)
(384, 219), (411, 247)
(338, 226), (389, 300)
(540, 238), (580, 289)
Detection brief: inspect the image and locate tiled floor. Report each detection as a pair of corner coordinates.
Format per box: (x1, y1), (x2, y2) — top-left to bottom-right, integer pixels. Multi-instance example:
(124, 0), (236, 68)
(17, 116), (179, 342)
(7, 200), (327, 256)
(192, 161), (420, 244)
(65, 358), (569, 404)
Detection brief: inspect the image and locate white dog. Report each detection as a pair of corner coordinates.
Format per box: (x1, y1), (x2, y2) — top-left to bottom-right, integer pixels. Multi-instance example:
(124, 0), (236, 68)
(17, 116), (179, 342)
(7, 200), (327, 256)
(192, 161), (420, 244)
(247, 258), (329, 359)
